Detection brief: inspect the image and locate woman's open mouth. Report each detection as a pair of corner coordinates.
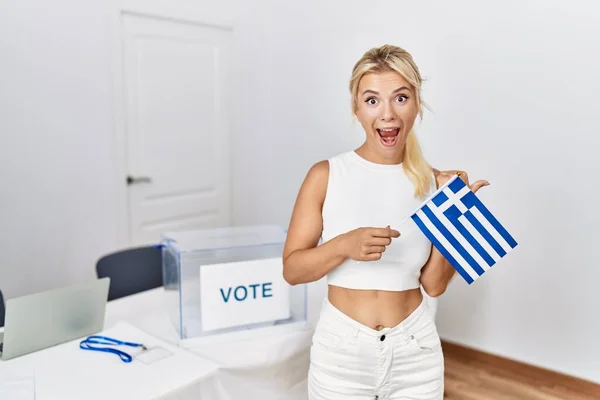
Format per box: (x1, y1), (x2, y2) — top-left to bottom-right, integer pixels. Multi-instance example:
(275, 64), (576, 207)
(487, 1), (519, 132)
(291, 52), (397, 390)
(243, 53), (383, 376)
(377, 128), (400, 147)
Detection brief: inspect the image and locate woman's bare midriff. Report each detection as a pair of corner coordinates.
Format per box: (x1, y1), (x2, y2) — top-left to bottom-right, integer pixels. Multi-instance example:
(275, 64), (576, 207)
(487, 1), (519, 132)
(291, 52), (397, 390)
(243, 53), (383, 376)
(328, 285), (423, 331)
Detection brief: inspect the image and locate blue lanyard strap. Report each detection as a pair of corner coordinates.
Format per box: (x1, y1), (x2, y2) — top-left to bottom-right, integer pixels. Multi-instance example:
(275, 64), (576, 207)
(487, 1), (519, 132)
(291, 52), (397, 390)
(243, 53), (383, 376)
(79, 335), (146, 363)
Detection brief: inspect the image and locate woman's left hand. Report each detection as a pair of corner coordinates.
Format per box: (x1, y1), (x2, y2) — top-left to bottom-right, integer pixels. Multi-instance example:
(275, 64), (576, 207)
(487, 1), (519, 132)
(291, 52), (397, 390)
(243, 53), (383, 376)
(433, 168), (489, 194)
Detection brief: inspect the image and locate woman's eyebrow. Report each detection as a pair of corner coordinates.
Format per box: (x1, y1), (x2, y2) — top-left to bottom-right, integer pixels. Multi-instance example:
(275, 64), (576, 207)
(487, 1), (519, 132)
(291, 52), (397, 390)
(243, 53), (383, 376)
(361, 86), (411, 96)
(392, 86), (411, 93)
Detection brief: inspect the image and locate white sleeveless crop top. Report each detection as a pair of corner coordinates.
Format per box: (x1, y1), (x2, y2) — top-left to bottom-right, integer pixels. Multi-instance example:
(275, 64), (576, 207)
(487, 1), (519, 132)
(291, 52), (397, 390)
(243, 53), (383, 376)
(322, 151), (436, 291)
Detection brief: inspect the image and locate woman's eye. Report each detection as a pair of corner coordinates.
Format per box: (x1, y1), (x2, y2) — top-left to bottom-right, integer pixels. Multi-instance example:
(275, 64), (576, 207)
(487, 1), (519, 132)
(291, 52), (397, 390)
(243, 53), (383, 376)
(396, 95), (409, 102)
(365, 98), (377, 105)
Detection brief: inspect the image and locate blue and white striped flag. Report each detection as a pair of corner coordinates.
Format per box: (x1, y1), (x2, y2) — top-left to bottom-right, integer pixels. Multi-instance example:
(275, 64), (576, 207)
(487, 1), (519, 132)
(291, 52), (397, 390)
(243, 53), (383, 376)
(410, 174), (518, 284)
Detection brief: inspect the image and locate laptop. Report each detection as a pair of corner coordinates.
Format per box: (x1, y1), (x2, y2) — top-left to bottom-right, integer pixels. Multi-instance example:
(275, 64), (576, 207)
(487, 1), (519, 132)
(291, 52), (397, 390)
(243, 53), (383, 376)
(0, 277), (110, 361)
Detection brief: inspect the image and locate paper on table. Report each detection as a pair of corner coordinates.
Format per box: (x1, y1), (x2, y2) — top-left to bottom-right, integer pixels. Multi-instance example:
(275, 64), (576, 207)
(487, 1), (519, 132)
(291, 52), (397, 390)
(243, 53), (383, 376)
(0, 376), (35, 400)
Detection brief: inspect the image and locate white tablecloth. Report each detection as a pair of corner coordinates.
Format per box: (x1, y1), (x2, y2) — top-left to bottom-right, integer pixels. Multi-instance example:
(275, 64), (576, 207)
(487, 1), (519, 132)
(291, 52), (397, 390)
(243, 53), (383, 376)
(103, 288), (312, 400)
(0, 322), (224, 399)
(0, 283), (437, 400)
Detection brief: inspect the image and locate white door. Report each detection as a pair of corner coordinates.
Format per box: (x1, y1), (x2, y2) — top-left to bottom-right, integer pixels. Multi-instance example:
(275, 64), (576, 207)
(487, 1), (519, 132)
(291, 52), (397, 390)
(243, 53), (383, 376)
(119, 12), (232, 246)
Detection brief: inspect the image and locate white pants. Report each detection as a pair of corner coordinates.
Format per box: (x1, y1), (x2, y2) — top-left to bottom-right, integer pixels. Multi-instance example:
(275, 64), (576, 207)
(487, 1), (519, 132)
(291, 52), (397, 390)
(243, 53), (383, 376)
(308, 297), (444, 400)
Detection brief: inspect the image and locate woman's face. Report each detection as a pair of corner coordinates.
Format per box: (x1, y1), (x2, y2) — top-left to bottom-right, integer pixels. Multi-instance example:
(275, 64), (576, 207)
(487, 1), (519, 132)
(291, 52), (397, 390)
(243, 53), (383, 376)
(355, 70), (419, 163)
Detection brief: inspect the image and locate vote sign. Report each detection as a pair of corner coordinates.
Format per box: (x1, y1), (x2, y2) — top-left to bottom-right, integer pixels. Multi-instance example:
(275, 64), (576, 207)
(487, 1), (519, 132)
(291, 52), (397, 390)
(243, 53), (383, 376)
(199, 257), (291, 332)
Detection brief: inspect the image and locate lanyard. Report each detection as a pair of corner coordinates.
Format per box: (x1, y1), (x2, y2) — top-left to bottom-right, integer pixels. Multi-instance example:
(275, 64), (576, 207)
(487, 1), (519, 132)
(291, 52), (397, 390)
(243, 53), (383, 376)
(79, 335), (147, 363)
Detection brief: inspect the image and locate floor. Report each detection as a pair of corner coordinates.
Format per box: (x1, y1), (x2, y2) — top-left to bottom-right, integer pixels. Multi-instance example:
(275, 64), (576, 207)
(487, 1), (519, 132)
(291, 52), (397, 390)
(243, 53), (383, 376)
(443, 342), (600, 400)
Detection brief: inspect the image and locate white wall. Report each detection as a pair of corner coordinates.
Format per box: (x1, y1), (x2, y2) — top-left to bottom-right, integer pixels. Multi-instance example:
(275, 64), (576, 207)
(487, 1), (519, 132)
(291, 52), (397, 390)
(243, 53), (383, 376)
(1, 0), (598, 385)
(231, 0), (600, 384)
(0, 0), (118, 298)
(0, 0), (242, 298)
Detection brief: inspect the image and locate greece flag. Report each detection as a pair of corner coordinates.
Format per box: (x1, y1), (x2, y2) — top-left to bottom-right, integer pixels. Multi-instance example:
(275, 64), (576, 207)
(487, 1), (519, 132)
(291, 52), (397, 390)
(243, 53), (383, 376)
(411, 174), (518, 284)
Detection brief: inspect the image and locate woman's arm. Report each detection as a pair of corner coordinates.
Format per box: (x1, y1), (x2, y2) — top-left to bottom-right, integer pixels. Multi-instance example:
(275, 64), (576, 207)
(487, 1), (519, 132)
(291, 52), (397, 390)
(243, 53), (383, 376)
(419, 169), (489, 297)
(283, 161), (402, 285)
(282, 161), (348, 285)
(420, 247), (457, 297)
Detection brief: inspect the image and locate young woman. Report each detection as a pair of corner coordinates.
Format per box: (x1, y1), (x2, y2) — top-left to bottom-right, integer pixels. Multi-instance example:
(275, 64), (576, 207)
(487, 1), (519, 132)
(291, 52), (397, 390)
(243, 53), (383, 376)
(282, 44), (488, 399)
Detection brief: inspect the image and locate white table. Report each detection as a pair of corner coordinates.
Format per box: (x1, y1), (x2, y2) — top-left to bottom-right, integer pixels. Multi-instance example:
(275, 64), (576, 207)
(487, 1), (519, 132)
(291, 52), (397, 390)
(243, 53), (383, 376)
(104, 287), (312, 400)
(0, 322), (224, 399)
(0, 287), (312, 399)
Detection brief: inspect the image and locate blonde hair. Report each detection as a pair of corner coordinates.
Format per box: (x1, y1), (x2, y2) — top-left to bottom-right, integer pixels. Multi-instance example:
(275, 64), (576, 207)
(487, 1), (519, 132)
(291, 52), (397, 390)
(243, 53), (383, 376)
(349, 44), (433, 199)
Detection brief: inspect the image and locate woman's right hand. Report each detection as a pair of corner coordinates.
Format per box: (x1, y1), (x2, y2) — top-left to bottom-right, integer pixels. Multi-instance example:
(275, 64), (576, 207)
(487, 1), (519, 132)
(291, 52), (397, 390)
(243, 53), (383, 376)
(340, 226), (400, 261)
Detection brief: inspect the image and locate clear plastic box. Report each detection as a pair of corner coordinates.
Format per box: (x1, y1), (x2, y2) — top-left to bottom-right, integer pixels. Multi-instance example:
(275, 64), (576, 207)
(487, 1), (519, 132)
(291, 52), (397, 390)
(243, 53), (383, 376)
(160, 225), (308, 345)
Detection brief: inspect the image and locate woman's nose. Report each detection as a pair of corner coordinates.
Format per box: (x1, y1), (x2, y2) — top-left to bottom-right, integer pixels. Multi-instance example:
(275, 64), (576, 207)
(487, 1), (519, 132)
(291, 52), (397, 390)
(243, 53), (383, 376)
(380, 102), (396, 122)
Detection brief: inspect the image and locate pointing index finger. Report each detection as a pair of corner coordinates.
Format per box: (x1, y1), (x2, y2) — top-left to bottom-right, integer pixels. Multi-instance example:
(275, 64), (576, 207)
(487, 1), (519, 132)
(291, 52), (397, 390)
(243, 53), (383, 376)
(371, 226), (400, 238)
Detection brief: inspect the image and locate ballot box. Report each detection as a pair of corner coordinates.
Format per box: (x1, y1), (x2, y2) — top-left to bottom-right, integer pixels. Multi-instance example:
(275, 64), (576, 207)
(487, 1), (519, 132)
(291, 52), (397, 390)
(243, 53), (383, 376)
(161, 225), (308, 345)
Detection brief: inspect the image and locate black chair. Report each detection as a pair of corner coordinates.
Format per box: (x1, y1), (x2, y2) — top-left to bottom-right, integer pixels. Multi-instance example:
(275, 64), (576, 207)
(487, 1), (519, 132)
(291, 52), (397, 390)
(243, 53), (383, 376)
(96, 246), (163, 301)
(0, 288), (5, 328)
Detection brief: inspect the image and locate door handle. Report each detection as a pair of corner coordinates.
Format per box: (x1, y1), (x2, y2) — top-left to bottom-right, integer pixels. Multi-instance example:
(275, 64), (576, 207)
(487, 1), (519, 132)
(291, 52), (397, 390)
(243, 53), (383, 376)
(126, 175), (152, 185)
